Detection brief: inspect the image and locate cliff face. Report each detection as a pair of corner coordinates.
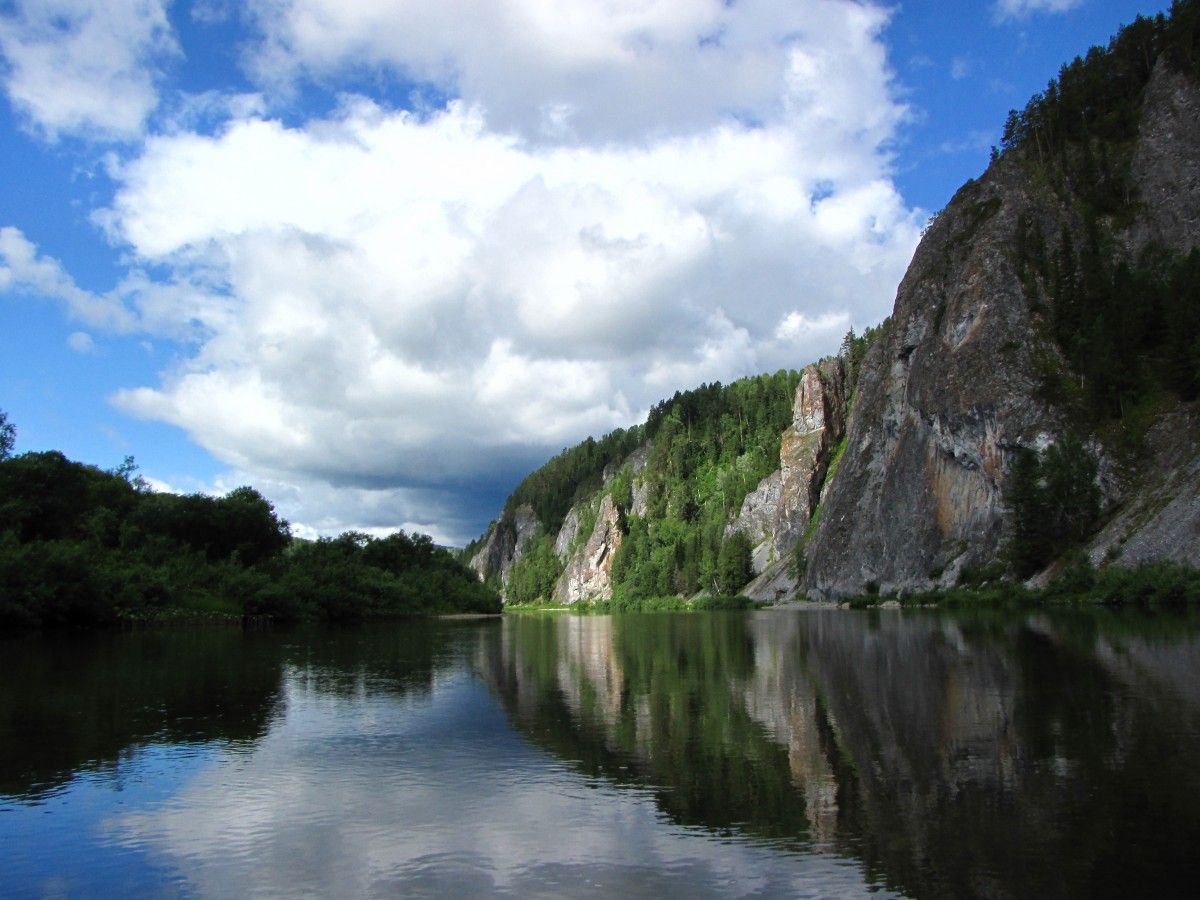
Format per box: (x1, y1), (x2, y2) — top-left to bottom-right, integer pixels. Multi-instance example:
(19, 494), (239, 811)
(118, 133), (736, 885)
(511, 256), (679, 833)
(553, 494), (624, 604)
(803, 59), (1200, 599)
(469, 503), (539, 586)
(732, 359), (849, 601)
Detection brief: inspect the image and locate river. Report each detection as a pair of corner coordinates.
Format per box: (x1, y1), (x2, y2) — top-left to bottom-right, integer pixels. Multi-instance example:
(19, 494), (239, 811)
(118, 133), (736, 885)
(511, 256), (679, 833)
(3, 608), (1199, 897)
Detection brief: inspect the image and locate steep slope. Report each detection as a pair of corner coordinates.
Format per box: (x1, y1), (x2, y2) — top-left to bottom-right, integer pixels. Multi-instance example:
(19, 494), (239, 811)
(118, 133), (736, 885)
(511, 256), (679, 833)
(468, 368), (852, 604)
(470, 6), (1200, 604)
(803, 10), (1200, 598)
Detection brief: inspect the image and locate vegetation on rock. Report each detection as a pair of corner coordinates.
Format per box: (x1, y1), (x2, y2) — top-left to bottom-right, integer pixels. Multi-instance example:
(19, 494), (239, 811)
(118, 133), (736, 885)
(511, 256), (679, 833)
(605, 371), (802, 601)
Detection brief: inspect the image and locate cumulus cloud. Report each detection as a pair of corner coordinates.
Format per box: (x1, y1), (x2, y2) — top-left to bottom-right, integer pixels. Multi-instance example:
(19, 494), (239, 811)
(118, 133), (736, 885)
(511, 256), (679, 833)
(9, 0), (924, 542)
(0, 226), (137, 329)
(994, 0), (1084, 21)
(0, 225), (235, 337)
(244, 0), (903, 148)
(0, 0), (178, 140)
(98, 101), (918, 539)
(107, 673), (883, 897)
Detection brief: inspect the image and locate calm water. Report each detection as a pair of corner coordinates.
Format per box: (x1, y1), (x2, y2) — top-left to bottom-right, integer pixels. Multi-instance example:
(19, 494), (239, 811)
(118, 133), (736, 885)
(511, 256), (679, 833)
(3, 610), (1200, 898)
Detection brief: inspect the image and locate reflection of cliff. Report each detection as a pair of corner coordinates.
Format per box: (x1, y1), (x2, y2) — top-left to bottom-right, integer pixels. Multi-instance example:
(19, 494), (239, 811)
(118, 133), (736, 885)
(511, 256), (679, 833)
(480, 610), (1200, 899)
(478, 614), (814, 844)
(745, 610), (1200, 898)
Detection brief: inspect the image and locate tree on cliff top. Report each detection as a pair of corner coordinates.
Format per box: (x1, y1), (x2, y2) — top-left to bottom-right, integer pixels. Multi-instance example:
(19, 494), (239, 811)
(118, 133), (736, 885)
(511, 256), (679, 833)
(0, 410), (14, 460)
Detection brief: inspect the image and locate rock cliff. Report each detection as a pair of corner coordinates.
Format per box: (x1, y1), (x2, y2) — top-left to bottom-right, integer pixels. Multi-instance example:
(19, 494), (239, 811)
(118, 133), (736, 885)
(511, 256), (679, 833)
(729, 359), (849, 601)
(468, 502), (539, 587)
(553, 494), (624, 604)
(803, 57), (1200, 599)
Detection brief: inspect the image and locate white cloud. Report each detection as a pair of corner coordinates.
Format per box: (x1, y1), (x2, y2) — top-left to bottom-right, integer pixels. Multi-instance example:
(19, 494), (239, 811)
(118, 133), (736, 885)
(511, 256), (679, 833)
(950, 57), (972, 81)
(245, 0), (903, 148)
(994, 0), (1084, 21)
(8, 1), (924, 542)
(67, 331), (97, 354)
(0, 226), (136, 329)
(0, 0), (177, 140)
(106, 673), (884, 897)
(0, 225), (234, 338)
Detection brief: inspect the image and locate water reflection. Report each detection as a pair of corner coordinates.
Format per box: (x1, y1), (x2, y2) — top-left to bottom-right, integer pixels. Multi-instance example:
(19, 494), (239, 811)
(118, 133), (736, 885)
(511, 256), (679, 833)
(483, 609), (1200, 897)
(0, 629), (284, 800)
(3, 611), (1200, 897)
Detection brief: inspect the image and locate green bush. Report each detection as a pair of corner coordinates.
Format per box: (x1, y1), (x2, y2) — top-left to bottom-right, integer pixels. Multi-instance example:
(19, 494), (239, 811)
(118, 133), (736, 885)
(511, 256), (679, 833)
(0, 445), (500, 629)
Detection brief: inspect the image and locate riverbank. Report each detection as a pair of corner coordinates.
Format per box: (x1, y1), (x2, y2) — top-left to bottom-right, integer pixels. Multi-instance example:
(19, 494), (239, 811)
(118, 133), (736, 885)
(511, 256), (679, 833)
(834, 561), (1200, 609)
(501, 562), (1200, 613)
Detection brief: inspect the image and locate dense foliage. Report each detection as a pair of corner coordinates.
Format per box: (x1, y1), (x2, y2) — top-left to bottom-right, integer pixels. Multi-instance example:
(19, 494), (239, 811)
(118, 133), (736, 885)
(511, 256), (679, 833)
(493, 370), (804, 604)
(1017, 221), (1200, 425)
(1001, 1), (1199, 205)
(1006, 436), (1102, 578)
(1002, 2), (1200, 432)
(462, 426), (645, 568)
(503, 532), (563, 605)
(608, 370), (802, 601)
(0, 424), (499, 628)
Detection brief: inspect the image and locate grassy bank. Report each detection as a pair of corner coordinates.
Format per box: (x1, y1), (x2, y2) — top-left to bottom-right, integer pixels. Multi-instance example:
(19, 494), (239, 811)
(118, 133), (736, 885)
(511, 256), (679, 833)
(505, 594), (760, 614)
(840, 562), (1200, 610)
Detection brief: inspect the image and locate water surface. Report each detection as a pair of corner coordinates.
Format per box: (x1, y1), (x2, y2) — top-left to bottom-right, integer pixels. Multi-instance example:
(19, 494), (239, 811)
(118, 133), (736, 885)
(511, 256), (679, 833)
(3, 609), (1199, 897)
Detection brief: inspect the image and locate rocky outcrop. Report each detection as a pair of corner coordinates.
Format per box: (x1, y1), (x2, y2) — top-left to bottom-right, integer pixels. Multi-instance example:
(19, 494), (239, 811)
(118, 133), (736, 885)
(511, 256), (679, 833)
(802, 59), (1199, 599)
(1127, 62), (1200, 250)
(553, 495), (623, 604)
(469, 503), (539, 587)
(729, 358), (848, 600)
(1086, 405), (1200, 570)
(553, 507), (582, 561)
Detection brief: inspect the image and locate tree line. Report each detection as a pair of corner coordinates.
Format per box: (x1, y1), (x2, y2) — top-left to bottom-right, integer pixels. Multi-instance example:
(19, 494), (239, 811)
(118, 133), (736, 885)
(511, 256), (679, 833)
(0, 413), (499, 628)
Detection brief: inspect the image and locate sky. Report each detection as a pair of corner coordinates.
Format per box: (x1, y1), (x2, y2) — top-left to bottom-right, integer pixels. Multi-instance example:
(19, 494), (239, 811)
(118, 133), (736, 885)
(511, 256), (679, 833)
(0, 0), (1176, 545)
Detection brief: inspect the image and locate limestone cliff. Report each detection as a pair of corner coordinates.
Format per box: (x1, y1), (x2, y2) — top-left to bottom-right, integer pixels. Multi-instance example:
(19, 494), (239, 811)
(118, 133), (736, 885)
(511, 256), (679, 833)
(553, 495), (624, 604)
(729, 359), (849, 601)
(468, 502), (539, 588)
(551, 443), (649, 603)
(803, 57), (1200, 599)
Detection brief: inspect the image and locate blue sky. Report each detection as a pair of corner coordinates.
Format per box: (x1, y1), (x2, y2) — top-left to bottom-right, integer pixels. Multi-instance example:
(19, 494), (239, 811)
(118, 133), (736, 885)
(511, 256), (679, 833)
(0, 0), (1174, 543)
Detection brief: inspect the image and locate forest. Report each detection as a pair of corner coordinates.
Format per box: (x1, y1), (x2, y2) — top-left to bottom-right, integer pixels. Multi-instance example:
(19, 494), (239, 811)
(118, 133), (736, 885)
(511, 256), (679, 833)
(1003, 0), (1200, 434)
(498, 369), (806, 605)
(0, 411), (499, 629)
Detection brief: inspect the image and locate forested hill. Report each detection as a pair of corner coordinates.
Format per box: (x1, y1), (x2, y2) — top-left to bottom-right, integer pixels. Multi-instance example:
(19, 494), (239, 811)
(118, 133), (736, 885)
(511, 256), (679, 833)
(463, 356), (873, 606)
(471, 2), (1200, 606)
(0, 416), (500, 629)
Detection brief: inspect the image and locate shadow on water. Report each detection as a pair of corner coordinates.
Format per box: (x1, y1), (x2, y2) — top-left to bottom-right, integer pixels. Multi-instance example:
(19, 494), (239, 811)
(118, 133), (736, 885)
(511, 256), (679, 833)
(479, 608), (1200, 898)
(4, 610), (1200, 897)
(0, 621), (468, 801)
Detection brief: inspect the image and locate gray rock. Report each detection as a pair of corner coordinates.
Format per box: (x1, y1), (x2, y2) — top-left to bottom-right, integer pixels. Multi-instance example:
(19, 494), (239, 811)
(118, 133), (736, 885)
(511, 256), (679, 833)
(729, 357), (849, 595)
(802, 61), (1200, 599)
(469, 502), (540, 590)
(554, 495), (624, 604)
(1086, 406), (1200, 570)
(554, 506), (583, 561)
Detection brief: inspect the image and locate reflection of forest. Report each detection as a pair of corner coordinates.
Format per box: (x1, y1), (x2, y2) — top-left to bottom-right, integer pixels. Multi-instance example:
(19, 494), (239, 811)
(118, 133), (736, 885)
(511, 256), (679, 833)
(481, 610), (1200, 898)
(0, 623), (464, 801)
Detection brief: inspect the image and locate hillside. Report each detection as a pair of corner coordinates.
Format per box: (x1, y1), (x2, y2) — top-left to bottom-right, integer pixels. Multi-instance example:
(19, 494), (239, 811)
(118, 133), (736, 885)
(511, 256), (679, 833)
(803, 2), (1200, 598)
(465, 368), (846, 604)
(468, 2), (1200, 604)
